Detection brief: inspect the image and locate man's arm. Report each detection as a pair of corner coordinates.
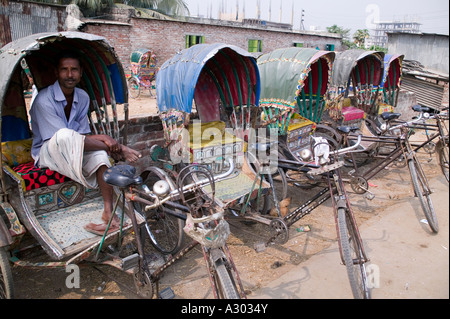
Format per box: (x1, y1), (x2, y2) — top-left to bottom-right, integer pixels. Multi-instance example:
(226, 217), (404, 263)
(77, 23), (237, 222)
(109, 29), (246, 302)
(84, 134), (120, 154)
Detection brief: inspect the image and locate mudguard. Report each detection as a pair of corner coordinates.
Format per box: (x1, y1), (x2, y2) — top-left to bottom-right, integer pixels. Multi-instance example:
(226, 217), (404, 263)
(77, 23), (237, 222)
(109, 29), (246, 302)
(0, 215), (12, 247)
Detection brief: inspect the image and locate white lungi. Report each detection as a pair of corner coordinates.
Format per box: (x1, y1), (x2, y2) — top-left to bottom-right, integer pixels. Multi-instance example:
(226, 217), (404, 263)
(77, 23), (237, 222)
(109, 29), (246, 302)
(38, 128), (111, 189)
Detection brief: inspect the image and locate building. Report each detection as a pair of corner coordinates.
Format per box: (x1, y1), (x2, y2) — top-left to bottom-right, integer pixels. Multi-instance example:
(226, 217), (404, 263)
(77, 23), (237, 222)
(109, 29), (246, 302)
(387, 32), (449, 112)
(371, 20), (421, 48)
(1, 1), (343, 72)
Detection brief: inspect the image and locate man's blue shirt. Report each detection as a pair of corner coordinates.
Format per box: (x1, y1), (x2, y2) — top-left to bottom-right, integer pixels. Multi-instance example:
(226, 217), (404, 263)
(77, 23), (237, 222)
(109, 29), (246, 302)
(30, 80), (91, 163)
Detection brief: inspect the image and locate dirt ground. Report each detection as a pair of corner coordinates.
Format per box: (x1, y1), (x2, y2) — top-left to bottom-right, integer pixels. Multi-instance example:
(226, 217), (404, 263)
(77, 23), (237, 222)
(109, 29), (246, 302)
(10, 93), (449, 300)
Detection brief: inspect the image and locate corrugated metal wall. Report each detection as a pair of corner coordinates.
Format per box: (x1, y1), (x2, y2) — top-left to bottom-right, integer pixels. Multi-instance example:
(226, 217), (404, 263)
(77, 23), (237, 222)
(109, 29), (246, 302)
(0, 1), (66, 47)
(402, 75), (445, 110)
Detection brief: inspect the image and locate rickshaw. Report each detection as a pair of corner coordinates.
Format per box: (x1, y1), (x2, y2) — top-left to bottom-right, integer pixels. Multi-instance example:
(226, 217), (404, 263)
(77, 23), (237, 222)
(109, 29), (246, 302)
(145, 43), (274, 299)
(380, 54), (404, 111)
(257, 47), (371, 299)
(0, 32), (160, 299)
(319, 49), (385, 143)
(127, 48), (158, 99)
(320, 52), (439, 233)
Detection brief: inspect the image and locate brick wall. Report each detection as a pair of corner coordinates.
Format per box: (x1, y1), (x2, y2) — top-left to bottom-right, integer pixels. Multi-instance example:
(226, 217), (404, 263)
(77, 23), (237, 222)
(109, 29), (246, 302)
(119, 114), (164, 173)
(84, 11), (342, 173)
(83, 16), (342, 72)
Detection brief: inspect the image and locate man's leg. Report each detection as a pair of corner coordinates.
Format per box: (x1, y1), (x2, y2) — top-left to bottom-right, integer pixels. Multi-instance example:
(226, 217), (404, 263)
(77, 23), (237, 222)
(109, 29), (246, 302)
(84, 165), (121, 233)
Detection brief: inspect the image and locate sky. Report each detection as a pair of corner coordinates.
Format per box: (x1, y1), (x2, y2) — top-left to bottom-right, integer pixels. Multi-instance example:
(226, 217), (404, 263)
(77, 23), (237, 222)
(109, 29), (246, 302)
(183, 0), (449, 36)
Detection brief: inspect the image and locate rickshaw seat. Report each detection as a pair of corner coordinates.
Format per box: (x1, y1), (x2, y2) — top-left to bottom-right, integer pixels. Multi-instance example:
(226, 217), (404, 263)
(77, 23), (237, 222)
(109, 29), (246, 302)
(2, 138), (71, 191)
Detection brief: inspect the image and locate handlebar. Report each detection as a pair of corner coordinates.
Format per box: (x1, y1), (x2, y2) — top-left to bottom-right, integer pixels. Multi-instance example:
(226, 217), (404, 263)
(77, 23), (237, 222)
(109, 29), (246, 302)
(387, 112), (425, 132)
(332, 135), (362, 156)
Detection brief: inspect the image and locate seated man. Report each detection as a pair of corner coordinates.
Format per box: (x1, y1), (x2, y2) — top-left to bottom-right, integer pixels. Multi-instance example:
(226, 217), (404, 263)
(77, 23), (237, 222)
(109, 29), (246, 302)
(29, 50), (142, 235)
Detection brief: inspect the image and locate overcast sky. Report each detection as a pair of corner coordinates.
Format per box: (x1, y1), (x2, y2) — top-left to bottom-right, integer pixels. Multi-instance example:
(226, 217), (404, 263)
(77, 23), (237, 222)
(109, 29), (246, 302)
(183, 0), (449, 35)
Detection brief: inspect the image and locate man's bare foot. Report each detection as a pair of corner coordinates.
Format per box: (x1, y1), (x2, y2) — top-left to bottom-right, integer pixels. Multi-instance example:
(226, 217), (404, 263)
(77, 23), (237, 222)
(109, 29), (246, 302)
(120, 145), (142, 163)
(84, 222), (119, 235)
(102, 212), (121, 227)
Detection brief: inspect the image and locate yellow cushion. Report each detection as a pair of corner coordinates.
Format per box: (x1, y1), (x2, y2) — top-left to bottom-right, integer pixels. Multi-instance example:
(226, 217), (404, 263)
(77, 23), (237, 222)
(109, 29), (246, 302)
(1, 138), (33, 167)
(188, 121), (226, 144)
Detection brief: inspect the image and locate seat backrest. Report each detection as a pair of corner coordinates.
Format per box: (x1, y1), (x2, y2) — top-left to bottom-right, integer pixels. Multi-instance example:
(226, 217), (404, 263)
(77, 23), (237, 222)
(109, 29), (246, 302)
(1, 138), (33, 167)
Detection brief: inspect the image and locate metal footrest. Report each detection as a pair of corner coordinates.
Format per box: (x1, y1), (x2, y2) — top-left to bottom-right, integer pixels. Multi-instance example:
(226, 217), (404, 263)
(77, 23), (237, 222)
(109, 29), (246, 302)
(308, 161), (344, 175)
(121, 253), (139, 271)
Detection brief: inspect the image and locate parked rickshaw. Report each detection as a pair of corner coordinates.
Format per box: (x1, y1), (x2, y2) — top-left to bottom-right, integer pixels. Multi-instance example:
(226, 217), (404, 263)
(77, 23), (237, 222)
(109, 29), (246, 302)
(319, 49), (385, 144)
(380, 54), (404, 111)
(257, 47), (371, 299)
(127, 48), (158, 99)
(147, 43), (274, 298)
(0, 32), (163, 299)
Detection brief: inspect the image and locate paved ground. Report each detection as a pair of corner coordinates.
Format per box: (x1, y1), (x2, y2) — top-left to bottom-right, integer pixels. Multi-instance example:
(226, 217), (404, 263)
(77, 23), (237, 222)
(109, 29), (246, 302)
(250, 174), (449, 299)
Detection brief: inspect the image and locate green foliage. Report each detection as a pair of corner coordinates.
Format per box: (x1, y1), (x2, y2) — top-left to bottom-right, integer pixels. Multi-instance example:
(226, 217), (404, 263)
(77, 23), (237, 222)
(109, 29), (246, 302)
(326, 24), (353, 48)
(29, 0), (189, 17)
(367, 45), (388, 53)
(353, 29), (369, 48)
(327, 24), (388, 52)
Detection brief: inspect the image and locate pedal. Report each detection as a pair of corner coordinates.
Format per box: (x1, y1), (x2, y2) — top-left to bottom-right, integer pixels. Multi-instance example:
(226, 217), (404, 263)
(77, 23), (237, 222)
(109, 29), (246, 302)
(159, 287), (175, 299)
(363, 192), (375, 200)
(254, 241), (267, 252)
(121, 253), (140, 271)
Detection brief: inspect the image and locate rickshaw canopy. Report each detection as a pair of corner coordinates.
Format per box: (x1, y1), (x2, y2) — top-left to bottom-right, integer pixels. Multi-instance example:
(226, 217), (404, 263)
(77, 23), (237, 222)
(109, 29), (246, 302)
(258, 47), (335, 109)
(130, 48), (157, 77)
(0, 31), (128, 142)
(156, 43), (260, 122)
(330, 49), (385, 88)
(382, 54), (404, 89)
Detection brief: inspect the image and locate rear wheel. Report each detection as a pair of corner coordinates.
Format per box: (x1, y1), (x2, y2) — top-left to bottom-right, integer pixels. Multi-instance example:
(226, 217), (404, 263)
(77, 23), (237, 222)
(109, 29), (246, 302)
(134, 170), (185, 255)
(148, 80), (157, 99)
(0, 247), (14, 299)
(437, 140), (449, 182)
(408, 158), (438, 233)
(128, 77), (140, 99)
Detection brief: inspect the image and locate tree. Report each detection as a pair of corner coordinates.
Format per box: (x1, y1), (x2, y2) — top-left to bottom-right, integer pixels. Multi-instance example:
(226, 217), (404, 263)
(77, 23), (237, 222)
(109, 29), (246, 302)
(353, 29), (370, 48)
(326, 24), (353, 49)
(30, 0), (189, 18)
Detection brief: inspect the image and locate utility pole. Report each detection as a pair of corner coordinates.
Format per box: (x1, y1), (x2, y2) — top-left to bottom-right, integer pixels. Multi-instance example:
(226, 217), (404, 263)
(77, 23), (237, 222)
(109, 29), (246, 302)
(300, 9), (305, 30)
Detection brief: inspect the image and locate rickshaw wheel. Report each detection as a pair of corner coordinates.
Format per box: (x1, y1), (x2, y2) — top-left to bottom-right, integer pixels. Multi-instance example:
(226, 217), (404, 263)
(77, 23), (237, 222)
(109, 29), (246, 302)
(148, 80), (157, 99)
(134, 170), (185, 255)
(0, 247), (14, 299)
(128, 77), (141, 99)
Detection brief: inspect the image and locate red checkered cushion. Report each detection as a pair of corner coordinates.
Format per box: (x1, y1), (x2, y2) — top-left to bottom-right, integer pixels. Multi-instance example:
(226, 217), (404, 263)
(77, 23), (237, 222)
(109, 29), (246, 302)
(12, 161), (71, 191)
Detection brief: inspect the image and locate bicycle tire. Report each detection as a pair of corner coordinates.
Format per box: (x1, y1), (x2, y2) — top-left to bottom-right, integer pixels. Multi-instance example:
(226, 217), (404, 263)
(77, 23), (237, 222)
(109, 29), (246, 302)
(0, 247), (14, 299)
(437, 140), (449, 182)
(148, 80), (157, 99)
(128, 77), (140, 99)
(211, 250), (240, 299)
(408, 158), (439, 233)
(337, 207), (371, 299)
(134, 172), (185, 255)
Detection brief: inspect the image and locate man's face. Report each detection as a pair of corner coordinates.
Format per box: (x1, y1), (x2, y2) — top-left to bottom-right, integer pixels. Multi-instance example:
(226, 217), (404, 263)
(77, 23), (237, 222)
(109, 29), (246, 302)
(56, 57), (82, 92)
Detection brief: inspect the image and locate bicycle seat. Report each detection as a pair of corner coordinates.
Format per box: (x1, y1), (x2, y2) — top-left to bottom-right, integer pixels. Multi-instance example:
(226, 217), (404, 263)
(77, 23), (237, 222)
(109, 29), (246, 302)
(103, 165), (143, 188)
(412, 104), (431, 113)
(381, 112), (401, 121)
(336, 126), (358, 134)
